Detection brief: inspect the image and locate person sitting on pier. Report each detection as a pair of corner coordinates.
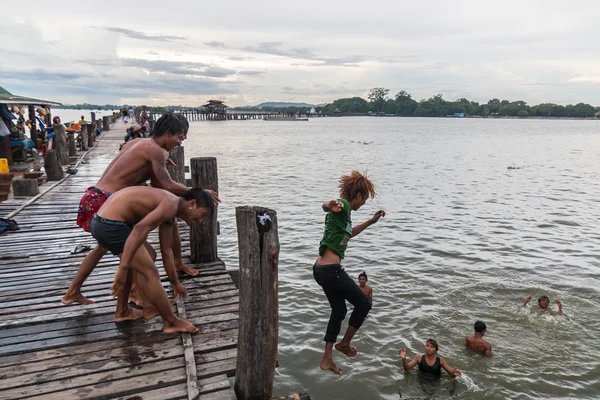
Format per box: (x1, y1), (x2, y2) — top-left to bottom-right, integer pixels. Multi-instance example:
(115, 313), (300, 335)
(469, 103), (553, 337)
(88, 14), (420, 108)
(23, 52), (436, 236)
(92, 186), (213, 330)
(313, 171), (385, 375)
(398, 339), (462, 379)
(62, 112), (220, 306)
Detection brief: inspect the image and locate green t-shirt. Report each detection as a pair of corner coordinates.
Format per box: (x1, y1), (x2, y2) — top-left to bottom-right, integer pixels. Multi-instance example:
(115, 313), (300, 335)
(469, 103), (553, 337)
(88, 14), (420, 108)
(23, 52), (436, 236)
(319, 198), (352, 259)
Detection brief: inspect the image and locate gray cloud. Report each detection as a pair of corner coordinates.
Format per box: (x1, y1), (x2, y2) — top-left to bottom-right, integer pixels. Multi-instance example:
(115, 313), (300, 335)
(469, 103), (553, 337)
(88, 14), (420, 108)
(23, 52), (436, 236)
(242, 42), (364, 67)
(205, 41), (227, 48)
(103, 27), (186, 42)
(238, 70), (265, 76)
(229, 56), (252, 61)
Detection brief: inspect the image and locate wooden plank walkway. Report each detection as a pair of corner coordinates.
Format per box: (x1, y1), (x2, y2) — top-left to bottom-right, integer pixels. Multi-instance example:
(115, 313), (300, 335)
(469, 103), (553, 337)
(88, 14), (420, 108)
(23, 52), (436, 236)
(0, 120), (238, 400)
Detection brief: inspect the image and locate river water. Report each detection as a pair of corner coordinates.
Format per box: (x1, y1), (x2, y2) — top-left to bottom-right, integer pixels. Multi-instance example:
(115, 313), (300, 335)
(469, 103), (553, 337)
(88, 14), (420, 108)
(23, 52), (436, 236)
(189, 117), (598, 399)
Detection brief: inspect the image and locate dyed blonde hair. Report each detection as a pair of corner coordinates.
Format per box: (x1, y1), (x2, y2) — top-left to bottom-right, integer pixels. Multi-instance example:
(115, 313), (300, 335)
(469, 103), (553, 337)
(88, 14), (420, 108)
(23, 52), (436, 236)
(338, 170), (376, 201)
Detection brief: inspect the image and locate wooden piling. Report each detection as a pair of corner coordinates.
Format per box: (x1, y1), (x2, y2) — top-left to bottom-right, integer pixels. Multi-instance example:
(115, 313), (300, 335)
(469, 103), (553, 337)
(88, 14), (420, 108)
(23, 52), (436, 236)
(12, 179), (39, 197)
(67, 132), (77, 157)
(44, 149), (64, 181)
(166, 146), (185, 185)
(91, 112), (96, 125)
(234, 206), (279, 400)
(87, 124), (95, 148)
(102, 116), (110, 131)
(189, 157), (218, 263)
(28, 105), (38, 150)
(52, 124), (70, 165)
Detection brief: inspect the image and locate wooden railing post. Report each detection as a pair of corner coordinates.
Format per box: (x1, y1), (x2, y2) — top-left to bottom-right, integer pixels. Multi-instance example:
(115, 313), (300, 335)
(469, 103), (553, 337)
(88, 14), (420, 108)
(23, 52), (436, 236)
(189, 157), (218, 263)
(52, 124), (70, 165)
(102, 116), (110, 131)
(67, 132), (77, 157)
(234, 206), (279, 400)
(44, 149), (64, 181)
(167, 146), (185, 185)
(87, 124), (95, 148)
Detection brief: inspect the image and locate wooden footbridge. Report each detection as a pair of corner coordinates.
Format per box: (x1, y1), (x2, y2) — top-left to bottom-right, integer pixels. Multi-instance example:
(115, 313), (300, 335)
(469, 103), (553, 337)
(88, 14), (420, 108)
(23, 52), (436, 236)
(0, 119), (239, 399)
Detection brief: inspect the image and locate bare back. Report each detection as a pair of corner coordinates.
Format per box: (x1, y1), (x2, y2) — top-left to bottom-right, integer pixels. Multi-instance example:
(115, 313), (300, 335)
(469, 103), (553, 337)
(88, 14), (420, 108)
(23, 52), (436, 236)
(95, 139), (164, 193)
(97, 186), (179, 225)
(465, 335), (491, 356)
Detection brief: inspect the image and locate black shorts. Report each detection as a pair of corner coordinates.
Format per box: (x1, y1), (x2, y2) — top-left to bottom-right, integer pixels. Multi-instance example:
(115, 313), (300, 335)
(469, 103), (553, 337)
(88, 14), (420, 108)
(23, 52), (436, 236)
(90, 214), (132, 256)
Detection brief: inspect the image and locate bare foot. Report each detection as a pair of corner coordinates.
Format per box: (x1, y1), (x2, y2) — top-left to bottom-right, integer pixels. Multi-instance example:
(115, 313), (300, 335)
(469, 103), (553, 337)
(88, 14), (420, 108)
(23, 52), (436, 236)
(335, 343), (358, 358)
(164, 318), (198, 334)
(320, 359), (342, 375)
(61, 291), (96, 305)
(176, 262), (198, 277)
(114, 307), (143, 322)
(143, 305), (159, 320)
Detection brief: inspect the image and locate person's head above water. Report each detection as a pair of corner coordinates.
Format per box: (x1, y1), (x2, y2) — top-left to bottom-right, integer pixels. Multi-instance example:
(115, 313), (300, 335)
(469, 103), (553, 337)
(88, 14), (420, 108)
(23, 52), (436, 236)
(358, 271), (368, 286)
(425, 339), (439, 355)
(178, 188), (215, 225)
(538, 295), (550, 309)
(150, 112), (189, 151)
(338, 170), (376, 211)
(474, 320), (486, 335)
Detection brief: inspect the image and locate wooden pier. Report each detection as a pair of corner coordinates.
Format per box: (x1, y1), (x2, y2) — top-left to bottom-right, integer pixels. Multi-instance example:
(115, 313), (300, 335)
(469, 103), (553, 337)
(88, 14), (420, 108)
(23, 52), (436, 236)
(0, 119), (239, 399)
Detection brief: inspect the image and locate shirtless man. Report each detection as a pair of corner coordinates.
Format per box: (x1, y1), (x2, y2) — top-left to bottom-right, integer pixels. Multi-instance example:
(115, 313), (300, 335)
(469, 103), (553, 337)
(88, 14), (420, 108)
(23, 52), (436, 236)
(465, 320), (492, 356)
(523, 295), (563, 315)
(92, 186), (213, 331)
(62, 112), (219, 307)
(358, 271), (372, 303)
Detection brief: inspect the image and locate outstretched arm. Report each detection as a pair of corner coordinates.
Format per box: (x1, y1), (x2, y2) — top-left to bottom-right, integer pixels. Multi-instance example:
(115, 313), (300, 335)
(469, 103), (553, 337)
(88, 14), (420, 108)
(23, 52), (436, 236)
(555, 299), (563, 315)
(352, 210), (385, 237)
(522, 295), (533, 307)
(441, 357), (462, 377)
(398, 349), (420, 372)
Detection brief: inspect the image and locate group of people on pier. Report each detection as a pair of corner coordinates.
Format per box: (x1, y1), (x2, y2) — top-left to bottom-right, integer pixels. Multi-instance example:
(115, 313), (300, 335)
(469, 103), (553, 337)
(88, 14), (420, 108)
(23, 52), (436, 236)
(62, 112), (217, 333)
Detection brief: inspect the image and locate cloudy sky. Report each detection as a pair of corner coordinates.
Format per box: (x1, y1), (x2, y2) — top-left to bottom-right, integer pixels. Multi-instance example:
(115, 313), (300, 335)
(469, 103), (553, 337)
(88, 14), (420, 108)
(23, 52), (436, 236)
(1, 0), (598, 107)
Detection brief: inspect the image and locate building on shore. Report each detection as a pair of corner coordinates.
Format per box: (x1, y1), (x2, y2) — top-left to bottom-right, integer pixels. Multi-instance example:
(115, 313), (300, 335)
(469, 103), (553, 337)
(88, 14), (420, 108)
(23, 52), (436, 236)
(201, 100), (228, 114)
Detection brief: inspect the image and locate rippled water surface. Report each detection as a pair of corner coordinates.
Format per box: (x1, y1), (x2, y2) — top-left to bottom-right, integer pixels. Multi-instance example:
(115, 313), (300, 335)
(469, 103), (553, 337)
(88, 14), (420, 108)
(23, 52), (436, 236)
(184, 117), (600, 400)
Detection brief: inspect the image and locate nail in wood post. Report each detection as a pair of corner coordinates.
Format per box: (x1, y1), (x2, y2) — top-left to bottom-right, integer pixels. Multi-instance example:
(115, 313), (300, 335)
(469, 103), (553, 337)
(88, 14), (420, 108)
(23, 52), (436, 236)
(12, 179), (39, 196)
(87, 124), (95, 148)
(167, 146), (185, 184)
(52, 124), (70, 165)
(189, 157), (218, 263)
(234, 206), (279, 400)
(102, 116), (110, 131)
(67, 132), (77, 157)
(44, 149), (64, 181)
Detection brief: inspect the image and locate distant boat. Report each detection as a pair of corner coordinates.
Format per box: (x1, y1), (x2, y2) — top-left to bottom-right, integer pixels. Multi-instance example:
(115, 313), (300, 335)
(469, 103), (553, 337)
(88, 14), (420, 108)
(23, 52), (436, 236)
(263, 116), (309, 121)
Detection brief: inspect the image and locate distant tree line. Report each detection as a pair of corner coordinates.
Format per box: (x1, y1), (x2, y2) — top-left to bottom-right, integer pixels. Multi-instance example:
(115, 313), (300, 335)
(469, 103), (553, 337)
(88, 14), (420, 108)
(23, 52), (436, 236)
(319, 88), (600, 118)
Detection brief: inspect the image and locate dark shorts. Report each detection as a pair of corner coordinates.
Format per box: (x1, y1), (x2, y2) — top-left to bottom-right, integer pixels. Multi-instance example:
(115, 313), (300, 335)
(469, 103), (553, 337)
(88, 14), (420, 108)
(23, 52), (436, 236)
(90, 214), (132, 256)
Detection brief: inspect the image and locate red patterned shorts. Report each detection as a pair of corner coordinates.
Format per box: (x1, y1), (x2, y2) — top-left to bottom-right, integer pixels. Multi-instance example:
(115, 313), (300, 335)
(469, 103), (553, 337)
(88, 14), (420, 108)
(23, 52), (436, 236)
(76, 187), (113, 232)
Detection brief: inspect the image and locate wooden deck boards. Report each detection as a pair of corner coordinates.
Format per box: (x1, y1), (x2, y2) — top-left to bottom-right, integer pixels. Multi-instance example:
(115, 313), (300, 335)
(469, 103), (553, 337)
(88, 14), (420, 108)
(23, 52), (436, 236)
(0, 120), (238, 400)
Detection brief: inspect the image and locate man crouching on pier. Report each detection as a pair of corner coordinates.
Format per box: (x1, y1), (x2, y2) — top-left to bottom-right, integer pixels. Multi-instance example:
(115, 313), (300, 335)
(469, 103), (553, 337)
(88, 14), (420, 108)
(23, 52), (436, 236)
(62, 112), (219, 306)
(92, 186), (214, 332)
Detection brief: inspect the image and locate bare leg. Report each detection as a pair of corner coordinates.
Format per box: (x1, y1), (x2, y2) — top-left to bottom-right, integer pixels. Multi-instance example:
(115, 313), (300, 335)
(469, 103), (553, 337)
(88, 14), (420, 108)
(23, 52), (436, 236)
(114, 266), (143, 322)
(124, 245), (198, 333)
(335, 326), (359, 357)
(320, 342), (342, 375)
(128, 241), (157, 307)
(62, 243), (107, 305)
(172, 223), (198, 277)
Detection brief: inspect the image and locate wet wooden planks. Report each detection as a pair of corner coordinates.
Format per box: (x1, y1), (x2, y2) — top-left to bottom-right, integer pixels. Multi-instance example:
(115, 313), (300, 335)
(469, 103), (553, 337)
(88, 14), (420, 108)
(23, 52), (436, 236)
(0, 120), (239, 400)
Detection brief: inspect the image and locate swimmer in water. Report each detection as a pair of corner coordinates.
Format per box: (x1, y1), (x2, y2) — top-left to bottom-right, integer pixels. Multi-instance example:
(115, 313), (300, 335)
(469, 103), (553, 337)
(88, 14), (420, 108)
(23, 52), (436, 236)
(465, 320), (492, 356)
(523, 295), (563, 315)
(399, 339), (462, 379)
(358, 271), (372, 303)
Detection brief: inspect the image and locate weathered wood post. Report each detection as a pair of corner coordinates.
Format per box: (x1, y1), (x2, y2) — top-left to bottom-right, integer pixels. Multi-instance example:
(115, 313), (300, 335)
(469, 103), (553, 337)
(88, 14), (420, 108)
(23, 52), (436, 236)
(189, 157), (218, 263)
(234, 206), (279, 400)
(102, 116), (110, 131)
(96, 118), (104, 132)
(12, 179), (39, 196)
(80, 124), (89, 151)
(52, 124), (70, 165)
(67, 132), (77, 157)
(91, 112), (96, 126)
(166, 146), (185, 184)
(44, 149), (64, 181)
(28, 105), (38, 150)
(87, 123), (95, 148)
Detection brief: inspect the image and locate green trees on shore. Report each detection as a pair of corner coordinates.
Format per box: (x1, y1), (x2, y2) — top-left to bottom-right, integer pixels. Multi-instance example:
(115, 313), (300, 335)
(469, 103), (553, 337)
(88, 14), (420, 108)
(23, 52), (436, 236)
(320, 89), (599, 118)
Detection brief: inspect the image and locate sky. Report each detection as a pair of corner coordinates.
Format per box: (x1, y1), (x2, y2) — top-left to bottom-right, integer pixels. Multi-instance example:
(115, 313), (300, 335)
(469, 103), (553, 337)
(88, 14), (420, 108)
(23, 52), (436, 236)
(1, 0), (599, 107)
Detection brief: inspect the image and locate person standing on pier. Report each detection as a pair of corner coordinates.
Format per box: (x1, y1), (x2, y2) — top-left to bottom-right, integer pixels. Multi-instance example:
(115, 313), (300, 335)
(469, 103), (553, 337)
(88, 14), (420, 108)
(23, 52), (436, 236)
(62, 112), (219, 309)
(92, 186), (214, 332)
(313, 171), (385, 375)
